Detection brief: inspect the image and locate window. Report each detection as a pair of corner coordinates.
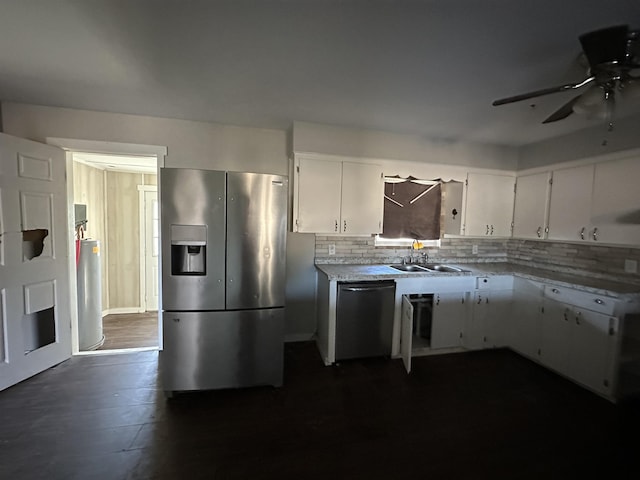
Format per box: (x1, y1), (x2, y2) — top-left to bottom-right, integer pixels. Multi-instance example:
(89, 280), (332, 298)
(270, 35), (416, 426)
(376, 177), (442, 246)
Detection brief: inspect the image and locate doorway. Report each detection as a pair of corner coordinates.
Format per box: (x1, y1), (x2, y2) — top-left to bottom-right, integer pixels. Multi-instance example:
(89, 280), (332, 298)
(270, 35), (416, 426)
(71, 151), (159, 354)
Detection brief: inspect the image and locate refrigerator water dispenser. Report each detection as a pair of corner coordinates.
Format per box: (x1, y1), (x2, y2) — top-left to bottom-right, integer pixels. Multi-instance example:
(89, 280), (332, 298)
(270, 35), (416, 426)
(171, 224), (206, 275)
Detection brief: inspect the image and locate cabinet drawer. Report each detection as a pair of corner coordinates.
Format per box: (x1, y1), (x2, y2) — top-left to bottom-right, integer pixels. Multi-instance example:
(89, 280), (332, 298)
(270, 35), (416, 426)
(543, 285), (616, 316)
(476, 276), (513, 290)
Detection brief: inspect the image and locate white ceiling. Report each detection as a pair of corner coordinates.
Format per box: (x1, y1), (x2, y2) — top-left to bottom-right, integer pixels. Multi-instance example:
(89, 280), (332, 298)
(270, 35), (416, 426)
(1, 0), (639, 146)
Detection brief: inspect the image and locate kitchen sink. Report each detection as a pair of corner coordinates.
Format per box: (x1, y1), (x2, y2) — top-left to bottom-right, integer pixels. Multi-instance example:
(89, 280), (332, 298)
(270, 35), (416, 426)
(389, 264), (469, 273)
(423, 264), (468, 272)
(389, 264), (431, 272)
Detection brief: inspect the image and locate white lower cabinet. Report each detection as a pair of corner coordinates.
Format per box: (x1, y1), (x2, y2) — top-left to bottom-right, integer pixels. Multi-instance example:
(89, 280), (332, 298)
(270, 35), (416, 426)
(540, 288), (619, 396)
(539, 298), (571, 373)
(400, 291), (469, 373)
(400, 295), (414, 373)
(569, 308), (616, 395)
(510, 279), (544, 360)
(317, 269), (635, 401)
(466, 289), (512, 349)
(466, 276), (513, 350)
(431, 292), (467, 349)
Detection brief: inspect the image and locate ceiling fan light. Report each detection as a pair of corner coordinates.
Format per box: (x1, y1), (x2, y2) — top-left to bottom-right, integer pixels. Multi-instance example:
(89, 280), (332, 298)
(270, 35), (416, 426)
(620, 79), (640, 99)
(572, 86), (605, 115)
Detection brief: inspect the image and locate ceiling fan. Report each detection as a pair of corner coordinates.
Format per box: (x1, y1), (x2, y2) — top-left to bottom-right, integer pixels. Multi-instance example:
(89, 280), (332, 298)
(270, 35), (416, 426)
(492, 25), (640, 125)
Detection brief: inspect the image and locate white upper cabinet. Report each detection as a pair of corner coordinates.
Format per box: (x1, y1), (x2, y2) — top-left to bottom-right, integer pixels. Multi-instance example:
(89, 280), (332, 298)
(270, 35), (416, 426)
(590, 156), (640, 245)
(544, 155), (640, 246)
(341, 162), (384, 234)
(547, 164), (594, 242)
(293, 155), (384, 234)
(463, 173), (515, 237)
(294, 156), (342, 233)
(512, 172), (552, 239)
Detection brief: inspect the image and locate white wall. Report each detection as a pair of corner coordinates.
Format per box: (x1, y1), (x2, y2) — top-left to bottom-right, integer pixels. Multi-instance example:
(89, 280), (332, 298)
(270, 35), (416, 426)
(518, 112), (640, 170)
(293, 121), (519, 171)
(2, 102), (288, 174)
(2, 102), (318, 339)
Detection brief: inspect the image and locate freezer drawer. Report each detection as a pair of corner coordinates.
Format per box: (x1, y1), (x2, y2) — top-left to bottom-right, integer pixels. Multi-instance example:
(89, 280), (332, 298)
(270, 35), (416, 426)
(160, 309), (284, 393)
(336, 281), (396, 360)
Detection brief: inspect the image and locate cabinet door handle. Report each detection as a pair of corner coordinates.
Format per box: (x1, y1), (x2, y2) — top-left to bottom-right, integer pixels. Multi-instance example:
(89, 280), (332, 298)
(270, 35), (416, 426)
(343, 220), (347, 232)
(576, 312), (582, 325)
(486, 224), (489, 235)
(335, 220), (338, 232)
(436, 295), (440, 306)
(580, 227), (585, 240)
(592, 227), (598, 241)
(477, 296), (482, 304)
(490, 225), (494, 235)
(563, 311), (568, 321)
(536, 226), (542, 238)
(594, 298), (604, 305)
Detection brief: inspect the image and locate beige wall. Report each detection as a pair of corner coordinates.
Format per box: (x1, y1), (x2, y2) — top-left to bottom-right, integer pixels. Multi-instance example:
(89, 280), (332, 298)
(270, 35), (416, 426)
(72, 161), (108, 308)
(143, 174), (157, 185)
(106, 171), (142, 310)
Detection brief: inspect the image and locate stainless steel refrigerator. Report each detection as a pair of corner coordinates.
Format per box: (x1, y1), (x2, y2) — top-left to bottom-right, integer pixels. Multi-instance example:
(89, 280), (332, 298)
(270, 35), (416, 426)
(159, 168), (287, 395)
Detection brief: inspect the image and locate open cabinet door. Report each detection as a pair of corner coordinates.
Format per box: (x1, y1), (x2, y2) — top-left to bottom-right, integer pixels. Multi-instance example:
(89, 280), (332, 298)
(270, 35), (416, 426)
(0, 133), (71, 391)
(400, 295), (413, 373)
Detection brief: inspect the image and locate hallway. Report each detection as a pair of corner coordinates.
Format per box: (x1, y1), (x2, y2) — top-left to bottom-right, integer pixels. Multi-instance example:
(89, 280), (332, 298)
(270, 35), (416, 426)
(98, 312), (158, 351)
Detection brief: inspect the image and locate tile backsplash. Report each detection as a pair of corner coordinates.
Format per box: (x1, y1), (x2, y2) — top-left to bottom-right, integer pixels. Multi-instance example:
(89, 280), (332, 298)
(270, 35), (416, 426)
(315, 236), (640, 285)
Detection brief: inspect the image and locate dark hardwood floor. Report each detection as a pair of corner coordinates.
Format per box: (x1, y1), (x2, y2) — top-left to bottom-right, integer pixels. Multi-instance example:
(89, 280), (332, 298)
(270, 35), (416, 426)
(1, 343), (638, 479)
(97, 312), (159, 350)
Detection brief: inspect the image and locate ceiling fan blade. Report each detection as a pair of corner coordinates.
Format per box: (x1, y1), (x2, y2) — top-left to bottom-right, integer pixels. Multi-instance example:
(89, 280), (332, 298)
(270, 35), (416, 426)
(579, 25), (629, 69)
(492, 77), (595, 106)
(542, 95), (582, 123)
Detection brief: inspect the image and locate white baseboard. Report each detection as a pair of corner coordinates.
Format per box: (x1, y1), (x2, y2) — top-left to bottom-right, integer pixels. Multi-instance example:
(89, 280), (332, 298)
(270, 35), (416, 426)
(284, 333), (315, 343)
(102, 307), (145, 317)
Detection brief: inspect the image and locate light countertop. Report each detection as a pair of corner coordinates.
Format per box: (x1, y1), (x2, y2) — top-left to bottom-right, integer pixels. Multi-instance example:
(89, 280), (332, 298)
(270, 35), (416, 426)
(315, 262), (640, 298)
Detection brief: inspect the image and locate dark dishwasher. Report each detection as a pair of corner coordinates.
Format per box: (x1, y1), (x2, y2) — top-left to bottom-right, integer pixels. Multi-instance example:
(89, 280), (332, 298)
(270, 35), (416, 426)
(336, 280), (396, 360)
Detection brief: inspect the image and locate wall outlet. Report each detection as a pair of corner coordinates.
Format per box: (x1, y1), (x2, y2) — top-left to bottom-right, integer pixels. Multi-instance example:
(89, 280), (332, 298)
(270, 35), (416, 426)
(472, 244), (478, 254)
(624, 259), (638, 274)
(328, 243), (336, 255)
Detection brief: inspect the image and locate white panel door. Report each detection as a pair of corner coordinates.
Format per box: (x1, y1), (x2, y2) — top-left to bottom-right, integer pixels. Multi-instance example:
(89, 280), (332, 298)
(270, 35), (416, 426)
(295, 157), (342, 233)
(0, 132), (70, 391)
(431, 292), (466, 349)
(547, 164), (594, 241)
(340, 162), (384, 234)
(144, 190), (159, 311)
(512, 172), (552, 239)
(591, 156), (640, 245)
